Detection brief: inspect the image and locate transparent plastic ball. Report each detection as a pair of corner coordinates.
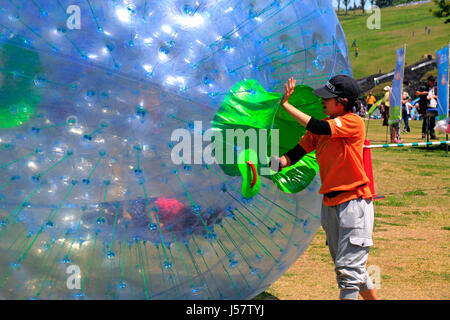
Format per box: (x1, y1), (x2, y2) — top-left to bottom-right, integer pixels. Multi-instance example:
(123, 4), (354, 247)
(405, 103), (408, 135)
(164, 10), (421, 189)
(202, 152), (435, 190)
(0, 0), (351, 299)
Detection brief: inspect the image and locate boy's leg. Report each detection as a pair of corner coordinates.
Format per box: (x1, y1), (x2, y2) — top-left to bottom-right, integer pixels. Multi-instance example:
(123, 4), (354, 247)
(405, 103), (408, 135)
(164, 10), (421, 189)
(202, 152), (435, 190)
(332, 199), (375, 300)
(320, 204), (339, 262)
(359, 268), (377, 300)
(360, 288), (378, 300)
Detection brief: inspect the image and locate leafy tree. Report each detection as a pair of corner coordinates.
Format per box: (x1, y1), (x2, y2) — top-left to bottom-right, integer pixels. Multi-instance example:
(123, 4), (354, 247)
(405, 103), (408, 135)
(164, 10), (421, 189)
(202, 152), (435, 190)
(361, 0), (366, 13)
(343, 0), (350, 14)
(375, 0), (393, 8)
(430, 0), (450, 23)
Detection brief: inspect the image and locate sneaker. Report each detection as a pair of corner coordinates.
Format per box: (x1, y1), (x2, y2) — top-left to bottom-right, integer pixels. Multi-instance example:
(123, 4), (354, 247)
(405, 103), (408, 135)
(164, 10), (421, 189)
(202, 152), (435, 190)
(397, 139), (404, 143)
(422, 134), (426, 139)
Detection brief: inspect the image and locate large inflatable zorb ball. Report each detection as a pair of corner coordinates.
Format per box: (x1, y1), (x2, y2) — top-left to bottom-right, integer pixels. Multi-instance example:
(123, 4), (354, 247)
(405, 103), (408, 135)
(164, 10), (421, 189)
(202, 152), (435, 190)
(0, 0), (351, 299)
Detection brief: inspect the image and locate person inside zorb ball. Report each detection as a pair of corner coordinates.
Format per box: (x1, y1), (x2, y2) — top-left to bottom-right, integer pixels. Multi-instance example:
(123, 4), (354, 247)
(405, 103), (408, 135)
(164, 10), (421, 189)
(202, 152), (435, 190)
(0, 0), (352, 299)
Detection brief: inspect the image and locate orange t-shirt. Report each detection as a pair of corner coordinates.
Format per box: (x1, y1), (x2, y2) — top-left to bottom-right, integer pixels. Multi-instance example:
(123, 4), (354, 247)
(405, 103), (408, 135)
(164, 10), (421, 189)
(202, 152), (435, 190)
(299, 112), (372, 206)
(366, 95), (376, 105)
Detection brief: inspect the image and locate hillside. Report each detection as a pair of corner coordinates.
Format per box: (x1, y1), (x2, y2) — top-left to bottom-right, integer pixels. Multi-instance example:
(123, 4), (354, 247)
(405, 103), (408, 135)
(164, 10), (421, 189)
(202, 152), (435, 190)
(338, 2), (450, 79)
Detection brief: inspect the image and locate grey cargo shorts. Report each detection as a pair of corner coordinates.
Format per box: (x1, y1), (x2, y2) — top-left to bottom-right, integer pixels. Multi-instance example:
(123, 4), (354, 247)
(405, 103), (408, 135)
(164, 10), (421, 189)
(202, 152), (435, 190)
(321, 197), (374, 300)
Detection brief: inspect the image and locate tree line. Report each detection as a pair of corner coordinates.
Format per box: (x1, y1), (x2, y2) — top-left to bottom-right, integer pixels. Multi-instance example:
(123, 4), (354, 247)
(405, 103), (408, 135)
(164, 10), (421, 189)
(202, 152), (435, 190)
(336, 0), (426, 15)
(336, 0), (449, 24)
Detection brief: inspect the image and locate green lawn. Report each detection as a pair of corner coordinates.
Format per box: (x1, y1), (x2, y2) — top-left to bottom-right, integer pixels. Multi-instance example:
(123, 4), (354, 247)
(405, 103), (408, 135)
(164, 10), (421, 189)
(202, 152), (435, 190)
(338, 3), (450, 79)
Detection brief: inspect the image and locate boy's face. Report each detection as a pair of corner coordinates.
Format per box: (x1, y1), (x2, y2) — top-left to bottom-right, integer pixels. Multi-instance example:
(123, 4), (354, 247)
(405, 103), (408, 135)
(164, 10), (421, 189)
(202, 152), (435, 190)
(321, 97), (346, 117)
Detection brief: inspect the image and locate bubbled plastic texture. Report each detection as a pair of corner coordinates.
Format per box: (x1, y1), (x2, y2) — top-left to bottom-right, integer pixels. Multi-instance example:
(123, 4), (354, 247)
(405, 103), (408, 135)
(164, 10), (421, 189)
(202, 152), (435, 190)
(0, 0), (351, 299)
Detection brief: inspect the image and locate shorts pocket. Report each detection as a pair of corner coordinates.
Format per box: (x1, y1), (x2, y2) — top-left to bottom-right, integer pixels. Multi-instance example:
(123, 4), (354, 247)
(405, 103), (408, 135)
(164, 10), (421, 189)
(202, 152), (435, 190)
(349, 236), (373, 247)
(338, 200), (364, 229)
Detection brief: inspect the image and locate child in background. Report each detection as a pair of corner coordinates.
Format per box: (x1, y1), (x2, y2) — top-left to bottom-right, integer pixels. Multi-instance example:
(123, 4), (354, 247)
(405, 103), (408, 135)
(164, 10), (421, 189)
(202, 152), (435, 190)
(401, 91), (411, 133)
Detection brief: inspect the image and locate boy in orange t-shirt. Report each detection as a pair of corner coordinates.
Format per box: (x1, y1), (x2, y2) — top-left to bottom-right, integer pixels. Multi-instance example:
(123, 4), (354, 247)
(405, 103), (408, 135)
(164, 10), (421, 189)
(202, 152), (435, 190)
(270, 75), (377, 300)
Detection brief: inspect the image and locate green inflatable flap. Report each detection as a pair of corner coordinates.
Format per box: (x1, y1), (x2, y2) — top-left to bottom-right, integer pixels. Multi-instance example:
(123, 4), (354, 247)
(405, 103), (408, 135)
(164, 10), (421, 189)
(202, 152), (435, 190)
(0, 39), (43, 129)
(213, 79), (326, 198)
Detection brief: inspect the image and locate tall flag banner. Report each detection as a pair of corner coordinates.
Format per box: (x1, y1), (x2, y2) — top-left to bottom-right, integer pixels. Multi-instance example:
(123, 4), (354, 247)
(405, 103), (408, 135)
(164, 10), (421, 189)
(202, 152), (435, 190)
(436, 45), (449, 120)
(389, 45), (406, 124)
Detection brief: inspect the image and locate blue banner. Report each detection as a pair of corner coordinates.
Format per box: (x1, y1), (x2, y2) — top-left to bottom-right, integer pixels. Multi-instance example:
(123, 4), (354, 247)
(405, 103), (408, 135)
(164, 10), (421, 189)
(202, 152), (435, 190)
(436, 45), (449, 120)
(389, 46), (405, 124)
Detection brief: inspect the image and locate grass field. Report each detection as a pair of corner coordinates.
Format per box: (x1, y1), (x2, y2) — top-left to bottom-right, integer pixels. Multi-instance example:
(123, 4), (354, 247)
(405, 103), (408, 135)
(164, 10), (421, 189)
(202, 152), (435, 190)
(337, 2), (450, 79)
(255, 119), (449, 300)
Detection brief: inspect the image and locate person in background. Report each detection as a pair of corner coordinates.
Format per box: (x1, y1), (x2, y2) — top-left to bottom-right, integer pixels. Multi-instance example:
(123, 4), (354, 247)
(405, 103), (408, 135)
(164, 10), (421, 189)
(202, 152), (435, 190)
(380, 86), (402, 143)
(366, 91), (376, 113)
(390, 117), (403, 144)
(380, 86), (390, 127)
(416, 82), (428, 138)
(426, 76), (438, 139)
(401, 91), (411, 133)
(359, 100), (367, 118)
(413, 101), (420, 120)
(416, 75), (438, 139)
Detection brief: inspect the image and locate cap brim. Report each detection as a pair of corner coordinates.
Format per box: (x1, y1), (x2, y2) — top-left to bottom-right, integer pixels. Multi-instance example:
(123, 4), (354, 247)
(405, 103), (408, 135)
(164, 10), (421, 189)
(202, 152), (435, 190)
(312, 87), (338, 99)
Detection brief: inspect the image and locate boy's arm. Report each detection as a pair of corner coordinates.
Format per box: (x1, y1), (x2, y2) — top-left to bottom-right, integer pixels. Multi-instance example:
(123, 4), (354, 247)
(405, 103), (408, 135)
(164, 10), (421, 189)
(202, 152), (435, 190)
(270, 125), (317, 172)
(270, 144), (307, 172)
(280, 101), (311, 127)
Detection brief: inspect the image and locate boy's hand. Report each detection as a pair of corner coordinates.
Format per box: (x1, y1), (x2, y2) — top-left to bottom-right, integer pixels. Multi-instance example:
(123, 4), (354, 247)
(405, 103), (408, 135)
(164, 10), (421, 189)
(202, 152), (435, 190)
(280, 77), (296, 106)
(269, 155), (289, 172)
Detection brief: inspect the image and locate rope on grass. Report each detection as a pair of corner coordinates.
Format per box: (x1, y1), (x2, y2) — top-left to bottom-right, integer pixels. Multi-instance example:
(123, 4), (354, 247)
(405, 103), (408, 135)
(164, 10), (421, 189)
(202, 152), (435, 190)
(364, 140), (450, 149)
